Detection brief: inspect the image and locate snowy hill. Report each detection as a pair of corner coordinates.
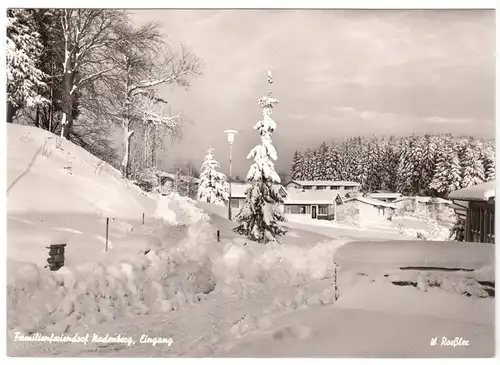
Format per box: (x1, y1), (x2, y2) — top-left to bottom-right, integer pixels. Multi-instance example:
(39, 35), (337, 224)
(7, 124), (155, 217)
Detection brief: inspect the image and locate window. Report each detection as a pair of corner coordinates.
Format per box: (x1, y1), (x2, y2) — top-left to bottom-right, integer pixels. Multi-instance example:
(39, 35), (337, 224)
(330, 186), (339, 190)
(317, 186), (327, 190)
(345, 186), (353, 190)
(318, 205), (329, 215)
(285, 205), (301, 214)
(300, 205), (307, 214)
(230, 199), (239, 208)
(468, 202), (495, 243)
(303, 186), (312, 190)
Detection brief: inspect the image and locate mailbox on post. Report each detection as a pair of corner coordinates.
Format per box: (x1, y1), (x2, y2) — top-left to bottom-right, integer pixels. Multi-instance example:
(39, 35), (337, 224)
(46, 244), (67, 271)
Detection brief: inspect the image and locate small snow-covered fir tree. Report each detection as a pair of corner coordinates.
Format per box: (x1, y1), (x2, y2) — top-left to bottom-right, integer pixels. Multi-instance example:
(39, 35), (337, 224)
(233, 70), (287, 243)
(197, 147), (229, 205)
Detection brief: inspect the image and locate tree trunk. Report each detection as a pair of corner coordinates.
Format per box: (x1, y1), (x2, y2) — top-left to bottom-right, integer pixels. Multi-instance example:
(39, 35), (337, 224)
(6, 102), (18, 124)
(60, 71), (74, 138)
(151, 124), (157, 168)
(121, 120), (134, 178)
(144, 123), (149, 168)
(35, 106), (40, 128)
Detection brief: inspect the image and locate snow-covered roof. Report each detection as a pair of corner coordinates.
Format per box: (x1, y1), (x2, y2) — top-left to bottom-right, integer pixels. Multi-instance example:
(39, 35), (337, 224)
(230, 183), (287, 199)
(230, 183), (251, 198)
(366, 192), (403, 199)
(230, 183), (340, 204)
(393, 196), (451, 204)
(345, 196), (396, 209)
(288, 180), (361, 187)
(284, 190), (342, 205)
(448, 180), (496, 202)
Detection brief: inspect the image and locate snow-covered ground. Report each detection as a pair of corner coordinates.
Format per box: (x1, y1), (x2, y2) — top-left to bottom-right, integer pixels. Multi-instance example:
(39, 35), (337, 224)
(7, 124), (494, 357)
(285, 211), (454, 242)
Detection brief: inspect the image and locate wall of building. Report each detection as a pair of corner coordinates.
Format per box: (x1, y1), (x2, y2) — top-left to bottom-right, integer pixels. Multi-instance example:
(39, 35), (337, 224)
(284, 203), (335, 220)
(337, 200), (394, 224)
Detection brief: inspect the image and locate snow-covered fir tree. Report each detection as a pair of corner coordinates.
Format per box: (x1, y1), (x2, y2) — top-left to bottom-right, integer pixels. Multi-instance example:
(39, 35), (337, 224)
(481, 141), (496, 181)
(7, 9), (48, 123)
(429, 135), (462, 197)
(290, 134), (494, 194)
(290, 151), (304, 180)
(197, 147), (229, 205)
(233, 70), (287, 244)
(459, 139), (485, 188)
(420, 134), (438, 195)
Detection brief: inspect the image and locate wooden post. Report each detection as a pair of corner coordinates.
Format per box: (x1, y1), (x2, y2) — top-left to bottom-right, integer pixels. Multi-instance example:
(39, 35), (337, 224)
(105, 217), (109, 252)
(334, 263), (339, 301)
(142, 212), (145, 225)
(217, 230), (220, 242)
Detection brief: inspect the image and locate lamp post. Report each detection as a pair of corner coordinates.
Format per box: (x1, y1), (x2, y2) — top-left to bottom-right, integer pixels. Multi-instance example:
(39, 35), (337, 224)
(224, 129), (238, 220)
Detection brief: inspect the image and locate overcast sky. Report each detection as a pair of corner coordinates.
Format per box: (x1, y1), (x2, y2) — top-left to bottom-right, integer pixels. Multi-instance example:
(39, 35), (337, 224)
(131, 9), (495, 178)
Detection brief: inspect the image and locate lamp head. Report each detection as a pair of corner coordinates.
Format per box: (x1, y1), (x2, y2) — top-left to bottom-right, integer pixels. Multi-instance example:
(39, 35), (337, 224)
(224, 129), (238, 145)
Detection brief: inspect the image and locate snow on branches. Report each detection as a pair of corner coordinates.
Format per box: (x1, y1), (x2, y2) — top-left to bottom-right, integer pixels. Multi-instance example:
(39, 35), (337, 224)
(233, 70), (287, 244)
(6, 9), (48, 109)
(197, 148), (229, 205)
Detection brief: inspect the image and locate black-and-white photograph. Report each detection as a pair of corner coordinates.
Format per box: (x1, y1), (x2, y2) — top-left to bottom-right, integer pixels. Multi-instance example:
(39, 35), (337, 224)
(5, 5), (496, 359)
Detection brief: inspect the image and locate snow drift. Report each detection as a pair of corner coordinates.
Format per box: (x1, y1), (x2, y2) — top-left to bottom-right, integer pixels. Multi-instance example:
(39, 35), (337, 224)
(8, 190), (347, 335)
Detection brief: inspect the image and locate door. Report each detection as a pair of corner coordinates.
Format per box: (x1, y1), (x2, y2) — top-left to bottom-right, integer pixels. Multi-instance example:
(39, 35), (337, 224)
(311, 205), (317, 219)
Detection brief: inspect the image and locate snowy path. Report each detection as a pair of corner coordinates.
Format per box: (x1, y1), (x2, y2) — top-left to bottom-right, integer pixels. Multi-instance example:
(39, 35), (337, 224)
(283, 221), (407, 241)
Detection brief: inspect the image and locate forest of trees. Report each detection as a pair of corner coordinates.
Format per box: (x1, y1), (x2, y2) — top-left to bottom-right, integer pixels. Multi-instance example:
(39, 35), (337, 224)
(290, 134), (495, 198)
(6, 9), (201, 182)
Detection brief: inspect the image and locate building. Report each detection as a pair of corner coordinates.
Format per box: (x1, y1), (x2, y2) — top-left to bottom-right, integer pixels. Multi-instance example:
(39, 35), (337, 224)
(393, 196), (452, 213)
(283, 190), (344, 220)
(366, 191), (403, 203)
(285, 180), (361, 194)
(229, 183), (342, 220)
(228, 183), (288, 211)
(337, 196), (396, 222)
(448, 180), (495, 244)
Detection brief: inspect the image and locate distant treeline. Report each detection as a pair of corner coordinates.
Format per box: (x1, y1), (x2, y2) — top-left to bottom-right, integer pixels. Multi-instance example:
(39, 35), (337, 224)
(290, 134), (495, 198)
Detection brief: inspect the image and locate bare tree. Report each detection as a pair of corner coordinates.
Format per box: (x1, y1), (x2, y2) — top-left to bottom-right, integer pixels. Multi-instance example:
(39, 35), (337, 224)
(57, 9), (127, 138)
(105, 22), (201, 178)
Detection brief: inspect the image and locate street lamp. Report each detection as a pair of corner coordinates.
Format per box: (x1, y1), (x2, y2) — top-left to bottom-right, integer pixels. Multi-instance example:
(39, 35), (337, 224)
(224, 129), (238, 220)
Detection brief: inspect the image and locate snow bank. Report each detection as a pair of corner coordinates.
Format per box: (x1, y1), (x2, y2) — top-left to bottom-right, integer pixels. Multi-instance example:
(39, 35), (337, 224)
(8, 192), (348, 336)
(212, 238), (348, 295)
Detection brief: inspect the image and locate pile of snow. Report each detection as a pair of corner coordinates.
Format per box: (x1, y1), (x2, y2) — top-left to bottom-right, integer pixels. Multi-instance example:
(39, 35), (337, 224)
(154, 192), (210, 226)
(7, 215), (218, 335)
(8, 190), (348, 336)
(212, 238), (348, 296)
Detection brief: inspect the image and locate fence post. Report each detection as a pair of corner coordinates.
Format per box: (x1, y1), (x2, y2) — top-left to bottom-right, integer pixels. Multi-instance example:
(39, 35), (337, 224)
(217, 230), (220, 242)
(334, 263), (339, 301)
(105, 217), (109, 252)
(142, 212), (145, 225)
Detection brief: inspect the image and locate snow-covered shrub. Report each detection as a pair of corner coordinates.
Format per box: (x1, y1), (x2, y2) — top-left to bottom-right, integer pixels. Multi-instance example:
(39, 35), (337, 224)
(336, 204), (360, 226)
(449, 219), (465, 241)
(132, 167), (160, 192)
